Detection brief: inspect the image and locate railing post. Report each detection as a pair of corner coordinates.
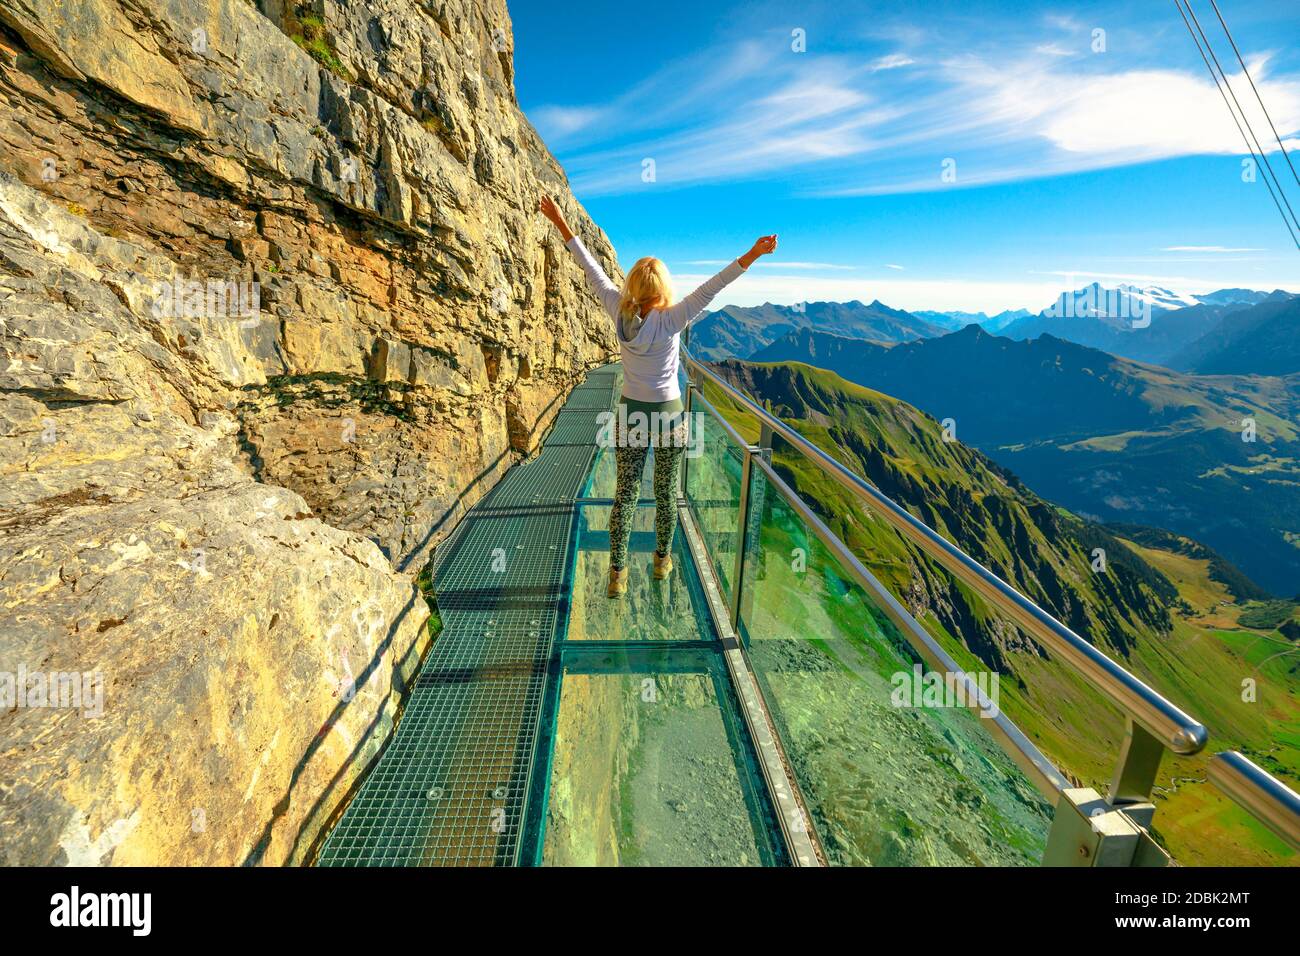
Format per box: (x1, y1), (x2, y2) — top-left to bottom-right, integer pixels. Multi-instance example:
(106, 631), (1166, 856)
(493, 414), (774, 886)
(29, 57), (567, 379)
(732, 425), (772, 634)
(1107, 719), (1164, 828)
(1042, 720), (1170, 867)
(758, 421), (774, 459)
(729, 446), (755, 629)
(681, 372), (702, 499)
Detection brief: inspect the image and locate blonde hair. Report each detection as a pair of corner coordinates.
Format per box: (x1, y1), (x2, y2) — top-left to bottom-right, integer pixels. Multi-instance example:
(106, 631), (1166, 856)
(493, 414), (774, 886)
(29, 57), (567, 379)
(617, 257), (673, 338)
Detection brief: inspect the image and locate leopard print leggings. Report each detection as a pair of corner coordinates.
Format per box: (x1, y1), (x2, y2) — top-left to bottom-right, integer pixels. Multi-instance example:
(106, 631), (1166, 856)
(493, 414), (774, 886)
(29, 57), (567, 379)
(609, 441), (685, 571)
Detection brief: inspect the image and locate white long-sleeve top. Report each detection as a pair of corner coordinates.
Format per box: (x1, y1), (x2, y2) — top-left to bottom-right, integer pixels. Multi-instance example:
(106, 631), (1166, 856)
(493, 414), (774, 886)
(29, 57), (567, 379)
(566, 236), (747, 402)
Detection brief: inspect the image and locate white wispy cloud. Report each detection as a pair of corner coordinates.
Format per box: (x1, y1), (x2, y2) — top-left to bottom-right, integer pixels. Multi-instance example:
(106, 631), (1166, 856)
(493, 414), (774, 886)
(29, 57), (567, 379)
(529, 21), (1300, 199)
(885, 263), (905, 270)
(1044, 13), (1084, 32)
(1029, 268), (1297, 291)
(810, 54), (1300, 196)
(526, 39), (778, 149)
(553, 56), (889, 195)
(1161, 245), (1268, 253)
(871, 53), (915, 71)
(1009, 64), (1300, 159)
(529, 105), (606, 137)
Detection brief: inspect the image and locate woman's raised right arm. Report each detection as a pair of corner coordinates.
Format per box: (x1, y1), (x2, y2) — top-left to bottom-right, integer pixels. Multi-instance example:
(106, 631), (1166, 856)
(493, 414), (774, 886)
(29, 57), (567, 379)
(539, 194), (620, 318)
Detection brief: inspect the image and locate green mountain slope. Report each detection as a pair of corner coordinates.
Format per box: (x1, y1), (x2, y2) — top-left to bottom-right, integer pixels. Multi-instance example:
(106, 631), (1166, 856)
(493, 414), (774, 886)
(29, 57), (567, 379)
(751, 325), (1300, 595)
(704, 359), (1300, 866)
(714, 359), (1177, 661)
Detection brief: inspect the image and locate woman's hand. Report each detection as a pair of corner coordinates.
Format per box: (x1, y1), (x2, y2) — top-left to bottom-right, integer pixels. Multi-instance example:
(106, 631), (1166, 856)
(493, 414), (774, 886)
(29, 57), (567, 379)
(539, 194), (574, 242)
(738, 234), (778, 269)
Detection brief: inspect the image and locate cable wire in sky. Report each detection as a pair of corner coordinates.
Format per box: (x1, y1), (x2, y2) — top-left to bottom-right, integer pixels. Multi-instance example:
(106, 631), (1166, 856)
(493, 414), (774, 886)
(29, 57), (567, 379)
(1173, 0), (1300, 249)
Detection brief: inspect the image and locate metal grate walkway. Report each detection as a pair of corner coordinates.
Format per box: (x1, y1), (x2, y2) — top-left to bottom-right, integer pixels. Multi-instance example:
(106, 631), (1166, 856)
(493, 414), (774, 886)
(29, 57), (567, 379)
(317, 364), (619, 866)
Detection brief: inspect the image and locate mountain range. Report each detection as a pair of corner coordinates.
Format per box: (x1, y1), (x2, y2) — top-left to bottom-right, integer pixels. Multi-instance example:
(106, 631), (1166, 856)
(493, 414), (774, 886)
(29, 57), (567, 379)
(1168, 294), (1300, 375)
(750, 325), (1300, 595)
(688, 299), (944, 361)
(914, 308), (1031, 332)
(693, 285), (1296, 376)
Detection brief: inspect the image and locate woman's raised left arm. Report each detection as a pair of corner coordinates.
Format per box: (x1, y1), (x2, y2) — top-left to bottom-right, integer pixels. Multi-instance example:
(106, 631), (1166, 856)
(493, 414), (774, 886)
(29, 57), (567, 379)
(539, 194), (575, 242)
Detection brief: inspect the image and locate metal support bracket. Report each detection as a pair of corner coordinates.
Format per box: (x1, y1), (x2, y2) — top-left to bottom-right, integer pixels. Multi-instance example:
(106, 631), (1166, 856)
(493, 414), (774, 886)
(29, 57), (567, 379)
(1109, 719), (1165, 815)
(1042, 788), (1169, 867)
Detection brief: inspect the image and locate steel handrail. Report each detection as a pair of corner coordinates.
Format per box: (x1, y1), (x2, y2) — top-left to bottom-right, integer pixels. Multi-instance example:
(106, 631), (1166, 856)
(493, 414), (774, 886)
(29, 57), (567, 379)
(682, 351), (1208, 757)
(1208, 752), (1300, 851)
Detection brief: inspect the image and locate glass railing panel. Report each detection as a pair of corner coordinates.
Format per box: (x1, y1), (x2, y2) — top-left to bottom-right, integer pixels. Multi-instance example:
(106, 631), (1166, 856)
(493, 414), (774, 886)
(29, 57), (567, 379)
(737, 464), (1055, 866)
(684, 409), (744, 601)
(539, 643), (787, 866)
(564, 504), (714, 642)
(749, 426), (1213, 862)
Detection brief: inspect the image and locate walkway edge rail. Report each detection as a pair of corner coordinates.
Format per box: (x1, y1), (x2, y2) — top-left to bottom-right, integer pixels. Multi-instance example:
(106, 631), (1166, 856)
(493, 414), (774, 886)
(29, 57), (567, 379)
(1209, 751), (1300, 851)
(681, 350), (1207, 814)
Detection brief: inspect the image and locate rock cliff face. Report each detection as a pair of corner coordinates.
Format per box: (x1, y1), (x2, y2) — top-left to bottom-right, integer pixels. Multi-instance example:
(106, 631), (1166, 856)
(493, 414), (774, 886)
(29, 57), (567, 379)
(0, 0), (617, 865)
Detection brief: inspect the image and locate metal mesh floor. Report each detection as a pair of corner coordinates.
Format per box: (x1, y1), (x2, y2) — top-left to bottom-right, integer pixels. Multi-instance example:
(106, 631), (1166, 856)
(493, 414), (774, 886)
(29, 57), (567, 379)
(477, 445), (597, 508)
(561, 372), (618, 412)
(318, 364), (620, 867)
(433, 507), (575, 607)
(544, 409), (607, 446)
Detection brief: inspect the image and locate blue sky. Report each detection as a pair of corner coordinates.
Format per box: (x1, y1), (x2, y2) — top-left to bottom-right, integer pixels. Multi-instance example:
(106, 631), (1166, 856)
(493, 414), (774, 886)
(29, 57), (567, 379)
(511, 0), (1300, 312)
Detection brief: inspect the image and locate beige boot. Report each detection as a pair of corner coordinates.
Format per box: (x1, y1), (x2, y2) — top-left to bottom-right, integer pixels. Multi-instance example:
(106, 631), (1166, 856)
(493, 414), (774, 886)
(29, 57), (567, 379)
(607, 566), (629, 598)
(653, 551), (673, 580)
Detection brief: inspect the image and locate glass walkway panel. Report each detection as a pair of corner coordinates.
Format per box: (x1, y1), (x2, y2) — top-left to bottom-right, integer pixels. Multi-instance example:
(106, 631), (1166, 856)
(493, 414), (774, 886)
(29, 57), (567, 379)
(535, 642), (786, 867)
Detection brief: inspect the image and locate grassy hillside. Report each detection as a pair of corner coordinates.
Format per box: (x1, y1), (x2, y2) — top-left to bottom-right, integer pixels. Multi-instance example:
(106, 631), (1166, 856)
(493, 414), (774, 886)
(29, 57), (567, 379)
(751, 325), (1300, 595)
(703, 359), (1299, 866)
(1105, 524), (1272, 605)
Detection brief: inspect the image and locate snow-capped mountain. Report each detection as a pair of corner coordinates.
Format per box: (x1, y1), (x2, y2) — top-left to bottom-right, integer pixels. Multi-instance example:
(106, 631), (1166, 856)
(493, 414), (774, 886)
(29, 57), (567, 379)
(1194, 288), (1278, 308)
(1000, 285), (1294, 366)
(1034, 283), (1199, 322)
(1033, 283), (1277, 319)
